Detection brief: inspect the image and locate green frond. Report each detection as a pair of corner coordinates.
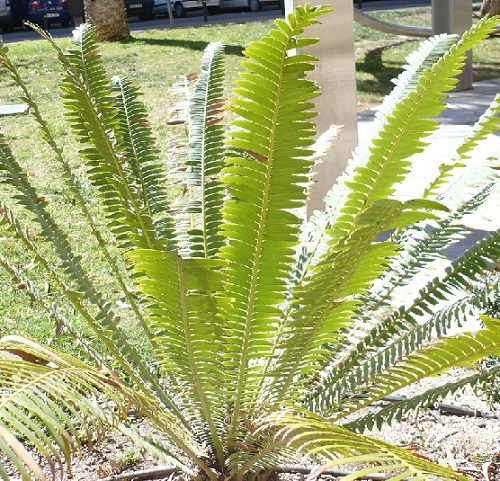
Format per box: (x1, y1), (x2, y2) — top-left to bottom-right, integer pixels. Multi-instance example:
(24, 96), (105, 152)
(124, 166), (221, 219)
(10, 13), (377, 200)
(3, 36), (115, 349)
(295, 17), (497, 287)
(0, 39), (151, 335)
(217, 3), (332, 440)
(365, 183), (496, 313)
(270, 198), (446, 402)
(226, 433), (296, 479)
(0, 36), (61, 157)
(113, 76), (177, 244)
(127, 248), (227, 466)
(353, 15), (497, 206)
(132, 405), (219, 481)
(347, 363), (500, 432)
(180, 42), (226, 258)
(0, 336), (208, 481)
(337, 317), (500, 417)
(39, 24), (171, 251)
(377, 33), (459, 119)
(312, 280), (498, 416)
(0, 202), (180, 417)
(306, 230), (499, 413)
(0, 138), (105, 304)
(64, 24), (117, 133)
(258, 410), (468, 481)
(127, 248), (224, 383)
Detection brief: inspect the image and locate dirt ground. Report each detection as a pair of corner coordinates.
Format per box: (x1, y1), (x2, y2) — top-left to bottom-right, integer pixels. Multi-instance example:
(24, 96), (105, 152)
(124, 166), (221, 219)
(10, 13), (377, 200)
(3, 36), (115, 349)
(3, 368), (499, 481)
(362, 368), (500, 481)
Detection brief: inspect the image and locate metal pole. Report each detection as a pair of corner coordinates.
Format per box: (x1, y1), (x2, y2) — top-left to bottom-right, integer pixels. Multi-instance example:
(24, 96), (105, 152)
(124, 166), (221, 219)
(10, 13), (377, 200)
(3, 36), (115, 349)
(203, 0), (208, 22)
(432, 0), (473, 91)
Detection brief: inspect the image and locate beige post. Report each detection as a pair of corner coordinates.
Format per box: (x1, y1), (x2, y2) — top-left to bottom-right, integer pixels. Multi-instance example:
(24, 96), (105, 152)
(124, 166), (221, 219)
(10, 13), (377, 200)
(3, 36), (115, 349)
(286, 0), (359, 214)
(432, 0), (473, 91)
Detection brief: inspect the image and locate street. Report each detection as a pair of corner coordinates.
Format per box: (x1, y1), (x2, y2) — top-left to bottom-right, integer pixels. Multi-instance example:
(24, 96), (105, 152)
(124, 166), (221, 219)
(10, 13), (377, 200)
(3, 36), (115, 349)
(1, 0), (433, 43)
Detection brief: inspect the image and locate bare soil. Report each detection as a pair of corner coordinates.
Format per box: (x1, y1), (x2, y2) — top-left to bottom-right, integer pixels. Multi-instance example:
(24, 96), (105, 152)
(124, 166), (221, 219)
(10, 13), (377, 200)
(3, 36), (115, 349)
(360, 368), (500, 480)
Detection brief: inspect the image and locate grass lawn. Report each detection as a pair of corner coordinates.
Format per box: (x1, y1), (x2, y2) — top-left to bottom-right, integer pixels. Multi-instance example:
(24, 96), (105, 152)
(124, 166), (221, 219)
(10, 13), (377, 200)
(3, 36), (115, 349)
(0, 6), (498, 350)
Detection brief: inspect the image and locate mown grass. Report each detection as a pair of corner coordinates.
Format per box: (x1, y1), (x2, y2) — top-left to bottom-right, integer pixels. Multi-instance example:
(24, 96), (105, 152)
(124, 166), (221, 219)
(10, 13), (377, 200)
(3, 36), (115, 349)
(0, 6), (499, 352)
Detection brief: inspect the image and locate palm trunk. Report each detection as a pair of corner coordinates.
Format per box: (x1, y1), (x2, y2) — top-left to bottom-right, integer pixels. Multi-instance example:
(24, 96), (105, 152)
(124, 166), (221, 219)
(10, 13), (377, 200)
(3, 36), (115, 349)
(83, 0), (130, 41)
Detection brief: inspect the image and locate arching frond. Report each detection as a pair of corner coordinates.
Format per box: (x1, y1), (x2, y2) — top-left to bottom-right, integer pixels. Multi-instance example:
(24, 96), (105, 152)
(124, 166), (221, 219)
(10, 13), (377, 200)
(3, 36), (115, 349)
(0, 39), (150, 333)
(294, 16), (498, 284)
(0, 336), (209, 481)
(0, 337), (144, 481)
(307, 230), (499, 412)
(347, 362), (500, 432)
(365, 183), (497, 313)
(0, 202), (183, 422)
(0, 142), (163, 400)
(333, 317), (500, 422)
(257, 410), (468, 481)
(359, 16), (497, 204)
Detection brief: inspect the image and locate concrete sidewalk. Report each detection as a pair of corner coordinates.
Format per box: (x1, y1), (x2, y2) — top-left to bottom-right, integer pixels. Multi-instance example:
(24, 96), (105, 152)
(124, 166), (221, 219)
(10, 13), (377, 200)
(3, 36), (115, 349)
(357, 78), (500, 235)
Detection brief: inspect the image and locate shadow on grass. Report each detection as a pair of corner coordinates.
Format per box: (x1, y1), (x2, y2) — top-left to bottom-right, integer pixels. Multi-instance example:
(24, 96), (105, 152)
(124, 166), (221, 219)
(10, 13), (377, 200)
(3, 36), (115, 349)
(355, 42), (407, 96)
(473, 62), (500, 82)
(129, 36), (245, 56)
(357, 40), (500, 95)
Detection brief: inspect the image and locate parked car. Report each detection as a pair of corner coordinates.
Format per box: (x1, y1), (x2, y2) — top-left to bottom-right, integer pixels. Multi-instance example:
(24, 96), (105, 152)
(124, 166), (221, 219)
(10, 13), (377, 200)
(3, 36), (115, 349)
(162, 0), (278, 17)
(21, 0), (70, 28)
(162, 0), (218, 18)
(0, 0), (13, 33)
(125, 0), (154, 20)
(152, 0), (169, 16)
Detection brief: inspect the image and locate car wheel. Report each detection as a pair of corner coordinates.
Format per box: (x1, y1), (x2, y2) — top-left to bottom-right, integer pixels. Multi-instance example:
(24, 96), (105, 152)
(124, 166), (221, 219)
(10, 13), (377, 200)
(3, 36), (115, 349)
(174, 1), (186, 17)
(248, 0), (261, 11)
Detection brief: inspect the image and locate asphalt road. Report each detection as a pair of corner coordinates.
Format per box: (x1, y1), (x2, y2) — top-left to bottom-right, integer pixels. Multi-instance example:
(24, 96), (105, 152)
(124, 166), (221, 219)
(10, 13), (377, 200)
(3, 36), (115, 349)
(1, 0), (432, 43)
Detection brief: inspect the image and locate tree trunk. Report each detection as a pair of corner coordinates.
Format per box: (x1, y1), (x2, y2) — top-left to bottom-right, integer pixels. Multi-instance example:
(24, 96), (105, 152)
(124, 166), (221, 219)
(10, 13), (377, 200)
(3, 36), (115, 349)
(480, 0), (500, 16)
(84, 0), (130, 41)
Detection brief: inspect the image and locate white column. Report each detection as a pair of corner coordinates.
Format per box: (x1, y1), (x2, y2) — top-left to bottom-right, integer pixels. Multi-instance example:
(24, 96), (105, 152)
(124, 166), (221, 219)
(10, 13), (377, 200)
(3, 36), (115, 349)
(286, 0), (358, 214)
(432, 0), (473, 91)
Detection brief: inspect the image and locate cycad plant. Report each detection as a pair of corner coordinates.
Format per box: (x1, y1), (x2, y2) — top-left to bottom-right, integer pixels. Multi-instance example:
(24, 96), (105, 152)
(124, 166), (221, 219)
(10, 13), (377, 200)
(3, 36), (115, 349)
(0, 7), (499, 481)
